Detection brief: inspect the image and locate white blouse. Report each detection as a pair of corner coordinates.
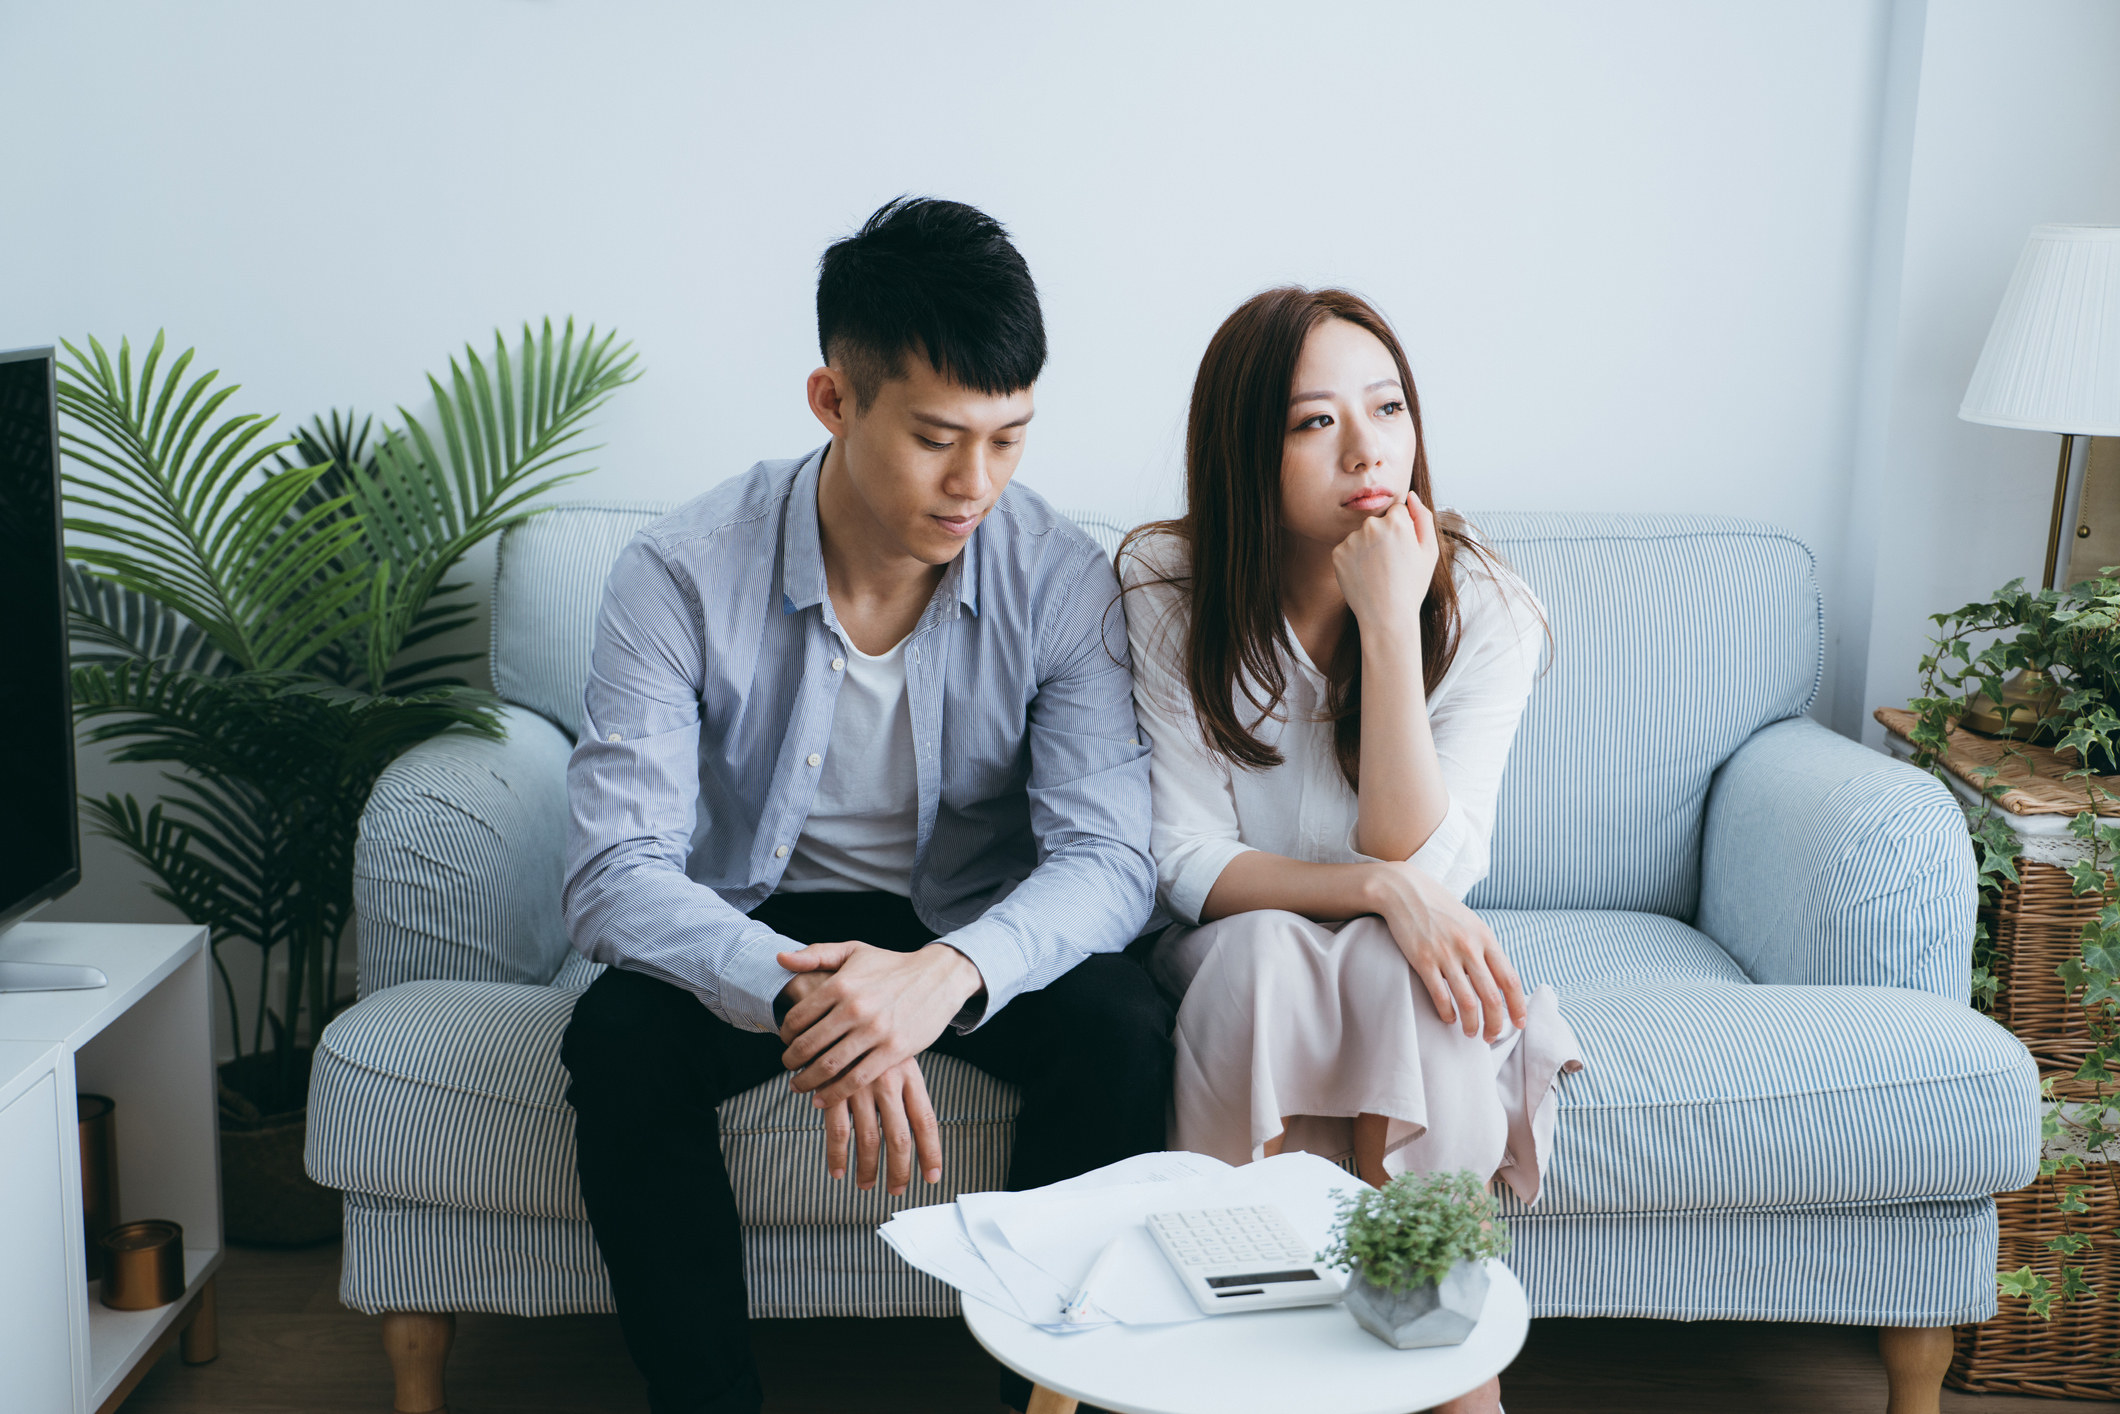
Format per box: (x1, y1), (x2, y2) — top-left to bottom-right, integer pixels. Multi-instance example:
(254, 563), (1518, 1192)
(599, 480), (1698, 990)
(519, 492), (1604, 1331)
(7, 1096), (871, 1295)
(1118, 525), (1546, 925)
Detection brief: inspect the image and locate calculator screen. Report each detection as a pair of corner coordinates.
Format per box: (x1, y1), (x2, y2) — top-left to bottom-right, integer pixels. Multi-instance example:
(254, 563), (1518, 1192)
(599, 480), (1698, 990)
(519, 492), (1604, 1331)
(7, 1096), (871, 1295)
(1205, 1270), (1322, 1288)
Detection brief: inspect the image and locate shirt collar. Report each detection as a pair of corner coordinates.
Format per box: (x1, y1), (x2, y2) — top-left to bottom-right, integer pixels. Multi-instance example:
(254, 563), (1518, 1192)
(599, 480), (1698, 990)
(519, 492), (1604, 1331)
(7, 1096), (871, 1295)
(779, 446), (831, 615)
(779, 442), (982, 620)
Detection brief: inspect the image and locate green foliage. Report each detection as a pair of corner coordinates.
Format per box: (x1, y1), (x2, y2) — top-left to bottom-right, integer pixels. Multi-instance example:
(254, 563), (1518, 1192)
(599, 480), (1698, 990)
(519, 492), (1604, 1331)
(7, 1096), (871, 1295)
(61, 323), (638, 1111)
(1906, 573), (2120, 1321)
(1317, 1170), (1509, 1293)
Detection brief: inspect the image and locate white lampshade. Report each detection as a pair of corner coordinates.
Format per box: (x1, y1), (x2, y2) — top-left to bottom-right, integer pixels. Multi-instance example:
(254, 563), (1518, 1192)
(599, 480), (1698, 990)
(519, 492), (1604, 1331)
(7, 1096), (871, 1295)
(1960, 224), (2120, 436)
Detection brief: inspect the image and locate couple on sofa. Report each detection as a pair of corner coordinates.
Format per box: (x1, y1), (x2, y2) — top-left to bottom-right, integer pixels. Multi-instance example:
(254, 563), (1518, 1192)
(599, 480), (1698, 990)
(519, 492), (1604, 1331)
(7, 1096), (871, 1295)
(558, 196), (1581, 1414)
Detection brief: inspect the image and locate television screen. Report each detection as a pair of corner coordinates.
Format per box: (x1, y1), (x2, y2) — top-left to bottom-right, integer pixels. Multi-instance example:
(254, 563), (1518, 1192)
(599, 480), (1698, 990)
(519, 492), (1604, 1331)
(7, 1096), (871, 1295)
(0, 347), (80, 929)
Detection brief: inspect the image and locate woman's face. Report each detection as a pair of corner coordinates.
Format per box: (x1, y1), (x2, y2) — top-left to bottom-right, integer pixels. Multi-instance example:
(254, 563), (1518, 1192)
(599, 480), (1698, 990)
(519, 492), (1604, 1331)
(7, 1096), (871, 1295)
(1277, 317), (1417, 552)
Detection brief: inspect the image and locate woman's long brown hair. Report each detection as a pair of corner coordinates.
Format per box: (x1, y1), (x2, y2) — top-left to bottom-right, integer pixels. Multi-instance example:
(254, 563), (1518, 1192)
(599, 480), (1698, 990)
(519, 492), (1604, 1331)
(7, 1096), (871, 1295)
(1124, 286), (1492, 790)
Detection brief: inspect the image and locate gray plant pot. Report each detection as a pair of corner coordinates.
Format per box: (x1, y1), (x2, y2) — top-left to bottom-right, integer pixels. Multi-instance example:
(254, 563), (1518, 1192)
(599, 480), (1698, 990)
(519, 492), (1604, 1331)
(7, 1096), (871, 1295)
(1343, 1258), (1490, 1349)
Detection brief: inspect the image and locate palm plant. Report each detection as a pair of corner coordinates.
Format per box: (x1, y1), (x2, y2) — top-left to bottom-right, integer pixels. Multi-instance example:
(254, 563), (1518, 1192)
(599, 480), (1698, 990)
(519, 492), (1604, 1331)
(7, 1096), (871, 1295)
(62, 321), (638, 1112)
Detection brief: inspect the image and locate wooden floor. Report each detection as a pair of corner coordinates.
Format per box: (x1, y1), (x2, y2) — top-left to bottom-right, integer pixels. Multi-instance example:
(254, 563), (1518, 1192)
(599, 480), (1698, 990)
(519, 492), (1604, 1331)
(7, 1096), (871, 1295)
(122, 1241), (2120, 1414)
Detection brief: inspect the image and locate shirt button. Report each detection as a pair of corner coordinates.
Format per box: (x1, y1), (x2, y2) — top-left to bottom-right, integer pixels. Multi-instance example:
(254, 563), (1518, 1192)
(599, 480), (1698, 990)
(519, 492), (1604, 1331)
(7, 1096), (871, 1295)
(831, 657), (846, 672)
(807, 753), (822, 767)
(607, 732), (621, 742)
(774, 844), (789, 858)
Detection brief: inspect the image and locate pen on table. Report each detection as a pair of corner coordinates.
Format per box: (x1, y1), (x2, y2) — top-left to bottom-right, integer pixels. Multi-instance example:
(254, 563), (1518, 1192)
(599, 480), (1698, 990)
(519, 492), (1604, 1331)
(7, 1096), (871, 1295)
(1060, 1236), (1126, 1325)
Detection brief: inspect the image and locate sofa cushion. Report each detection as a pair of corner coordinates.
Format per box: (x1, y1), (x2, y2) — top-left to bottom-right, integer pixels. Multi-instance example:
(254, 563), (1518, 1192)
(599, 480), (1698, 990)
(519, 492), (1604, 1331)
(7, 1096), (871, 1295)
(1510, 980), (2039, 1217)
(1466, 514), (1821, 918)
(1486, 909), (1751, 992)
(492, 501), (671, 737)
(307, 979), (1020, 1223)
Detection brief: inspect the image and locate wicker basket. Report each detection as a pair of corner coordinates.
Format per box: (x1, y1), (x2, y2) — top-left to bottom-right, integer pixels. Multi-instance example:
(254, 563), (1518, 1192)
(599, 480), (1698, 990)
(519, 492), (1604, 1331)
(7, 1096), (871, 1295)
(1949, 859), (2119, 1396)
(1984, 859), (2111, 1102)
(1949, 1166), (2120, 1398)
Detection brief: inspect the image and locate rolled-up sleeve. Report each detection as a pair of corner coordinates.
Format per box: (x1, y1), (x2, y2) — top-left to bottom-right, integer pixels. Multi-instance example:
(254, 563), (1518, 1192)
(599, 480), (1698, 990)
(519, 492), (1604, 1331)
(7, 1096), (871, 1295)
(938, 547), (1157, 1023)
(563, 537), (794, 1033)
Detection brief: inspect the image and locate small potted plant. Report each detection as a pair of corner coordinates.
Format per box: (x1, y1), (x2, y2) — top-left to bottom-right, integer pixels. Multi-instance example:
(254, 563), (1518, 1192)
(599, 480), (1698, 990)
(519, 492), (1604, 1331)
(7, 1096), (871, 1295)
(1319, 1169), (1510, 1348)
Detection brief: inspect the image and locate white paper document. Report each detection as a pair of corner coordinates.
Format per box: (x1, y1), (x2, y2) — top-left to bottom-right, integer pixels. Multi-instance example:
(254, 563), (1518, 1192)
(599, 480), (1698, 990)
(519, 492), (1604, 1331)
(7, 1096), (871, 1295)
(877, 1149), (1362, 1333)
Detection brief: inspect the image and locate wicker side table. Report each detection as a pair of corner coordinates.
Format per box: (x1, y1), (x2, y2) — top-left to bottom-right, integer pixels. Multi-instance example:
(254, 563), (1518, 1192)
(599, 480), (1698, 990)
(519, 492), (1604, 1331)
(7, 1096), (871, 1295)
(1877, 709), (2120, 1397)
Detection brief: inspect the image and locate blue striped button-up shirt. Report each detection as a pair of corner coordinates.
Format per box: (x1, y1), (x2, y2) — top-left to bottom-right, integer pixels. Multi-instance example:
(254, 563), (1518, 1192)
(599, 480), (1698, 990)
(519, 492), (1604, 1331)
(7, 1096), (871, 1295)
(563, 446), (1157, 1034)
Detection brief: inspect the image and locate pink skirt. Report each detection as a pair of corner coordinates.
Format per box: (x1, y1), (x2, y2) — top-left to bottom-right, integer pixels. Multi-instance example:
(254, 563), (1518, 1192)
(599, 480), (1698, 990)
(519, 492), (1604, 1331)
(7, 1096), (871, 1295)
(1151, 910), (1583, 1204)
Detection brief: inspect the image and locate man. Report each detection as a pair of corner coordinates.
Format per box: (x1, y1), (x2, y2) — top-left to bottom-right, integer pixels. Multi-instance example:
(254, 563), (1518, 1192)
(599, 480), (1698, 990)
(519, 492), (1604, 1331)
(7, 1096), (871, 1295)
(559, 196), (1171, 1414)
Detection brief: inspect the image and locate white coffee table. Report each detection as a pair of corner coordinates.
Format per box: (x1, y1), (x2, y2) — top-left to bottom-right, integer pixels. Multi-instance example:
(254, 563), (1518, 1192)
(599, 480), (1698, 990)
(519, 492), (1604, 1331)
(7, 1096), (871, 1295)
(962, 1258), (1529, 1414)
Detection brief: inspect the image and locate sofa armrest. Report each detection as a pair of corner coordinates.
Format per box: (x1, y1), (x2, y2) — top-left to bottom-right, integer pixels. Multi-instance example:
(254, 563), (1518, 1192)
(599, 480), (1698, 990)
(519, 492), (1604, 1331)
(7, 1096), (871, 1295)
(1697, 717), (1975, 999)
(354, 704), (576, 996)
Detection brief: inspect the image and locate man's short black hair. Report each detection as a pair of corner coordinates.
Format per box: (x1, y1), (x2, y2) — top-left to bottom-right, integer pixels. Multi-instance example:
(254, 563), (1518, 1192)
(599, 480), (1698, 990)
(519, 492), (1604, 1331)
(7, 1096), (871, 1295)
(817, 196), (1046, 410)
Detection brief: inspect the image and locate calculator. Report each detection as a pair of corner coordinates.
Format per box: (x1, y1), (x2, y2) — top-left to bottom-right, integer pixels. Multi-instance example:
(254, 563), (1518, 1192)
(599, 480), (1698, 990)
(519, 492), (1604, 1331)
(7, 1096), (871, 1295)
(1147, 1204), (1347, 1315)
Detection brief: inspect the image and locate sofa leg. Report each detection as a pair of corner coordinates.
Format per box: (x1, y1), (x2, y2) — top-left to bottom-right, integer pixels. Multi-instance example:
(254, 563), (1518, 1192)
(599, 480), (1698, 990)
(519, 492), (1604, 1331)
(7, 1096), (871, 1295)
(382, 1311), (456, 1413)
(1878, 1325), (1953, 1414)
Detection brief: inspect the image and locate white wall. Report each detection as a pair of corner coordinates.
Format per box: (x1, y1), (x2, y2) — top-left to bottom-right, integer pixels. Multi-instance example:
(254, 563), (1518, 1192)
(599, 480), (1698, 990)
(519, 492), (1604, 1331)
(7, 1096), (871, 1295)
(3, 2), (2116, 973)
(1852, 0), (2120, 747)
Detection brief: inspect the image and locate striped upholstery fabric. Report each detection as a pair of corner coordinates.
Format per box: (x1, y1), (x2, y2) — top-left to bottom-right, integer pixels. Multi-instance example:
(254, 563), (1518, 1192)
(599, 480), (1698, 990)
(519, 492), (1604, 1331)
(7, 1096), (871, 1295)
(1495, 977), (2039, 1214)
(1466, 514), (1822, 917)
(355, 704), (576, 995)
(309, 503), (2043, 1331)
(1699, 717), (1976, 1000)
(491, 501), (672, 738)
(1486, 910), (1751, 992)
(309, 981), (1018, 1225)
(340, 1193), (963, 1319)
(1507, 1197), (2002, 1325)
(336, 1192), (2007, 1325)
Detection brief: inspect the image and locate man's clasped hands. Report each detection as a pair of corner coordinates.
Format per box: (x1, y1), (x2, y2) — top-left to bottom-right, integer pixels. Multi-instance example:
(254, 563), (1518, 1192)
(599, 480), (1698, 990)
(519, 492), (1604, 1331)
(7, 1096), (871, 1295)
(773, 939), (986, 1198)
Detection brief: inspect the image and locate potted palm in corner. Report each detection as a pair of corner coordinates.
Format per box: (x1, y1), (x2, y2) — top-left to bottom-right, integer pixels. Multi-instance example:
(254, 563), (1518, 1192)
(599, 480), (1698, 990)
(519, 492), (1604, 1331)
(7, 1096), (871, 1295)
(1320, 1169), (1511, 1349)
(61, 322), (637, 1243)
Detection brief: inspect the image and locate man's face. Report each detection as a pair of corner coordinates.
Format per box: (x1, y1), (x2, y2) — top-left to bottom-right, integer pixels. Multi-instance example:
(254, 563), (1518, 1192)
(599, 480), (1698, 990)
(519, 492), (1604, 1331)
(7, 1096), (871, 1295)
(824, 356), (1035, 565)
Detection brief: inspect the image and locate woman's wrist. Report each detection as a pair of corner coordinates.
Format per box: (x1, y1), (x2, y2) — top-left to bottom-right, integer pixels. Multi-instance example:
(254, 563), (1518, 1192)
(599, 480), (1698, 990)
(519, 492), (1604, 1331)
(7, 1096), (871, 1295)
(1354, 861), (1398, 916)
(1352, 607), (1423, 660)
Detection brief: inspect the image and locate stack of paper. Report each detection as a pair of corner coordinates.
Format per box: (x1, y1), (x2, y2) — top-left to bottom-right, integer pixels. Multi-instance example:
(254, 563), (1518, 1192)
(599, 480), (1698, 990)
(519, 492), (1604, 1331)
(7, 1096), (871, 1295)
(878, 1149), (1361, 1333)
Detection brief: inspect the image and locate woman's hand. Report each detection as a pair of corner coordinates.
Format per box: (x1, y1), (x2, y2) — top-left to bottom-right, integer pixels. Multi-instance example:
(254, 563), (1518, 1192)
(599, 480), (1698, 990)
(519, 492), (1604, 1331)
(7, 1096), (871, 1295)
(1362, 860), (1527, 1040)
(1332, 494), (1440, 639)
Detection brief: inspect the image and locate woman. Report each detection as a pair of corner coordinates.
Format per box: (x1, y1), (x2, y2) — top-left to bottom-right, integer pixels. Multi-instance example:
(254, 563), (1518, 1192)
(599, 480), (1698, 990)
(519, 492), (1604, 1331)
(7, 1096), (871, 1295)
(1121, 289), (1580, 1410)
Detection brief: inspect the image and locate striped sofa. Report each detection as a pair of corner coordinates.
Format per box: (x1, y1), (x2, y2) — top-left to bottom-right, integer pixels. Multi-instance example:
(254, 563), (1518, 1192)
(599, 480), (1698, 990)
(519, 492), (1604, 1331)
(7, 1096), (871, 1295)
(306, 504), (2041, 1387)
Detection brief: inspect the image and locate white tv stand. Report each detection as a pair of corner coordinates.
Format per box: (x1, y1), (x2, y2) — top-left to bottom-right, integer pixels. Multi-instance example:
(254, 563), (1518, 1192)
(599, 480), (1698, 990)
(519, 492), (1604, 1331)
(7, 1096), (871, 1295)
(0, 922), (222, 1414)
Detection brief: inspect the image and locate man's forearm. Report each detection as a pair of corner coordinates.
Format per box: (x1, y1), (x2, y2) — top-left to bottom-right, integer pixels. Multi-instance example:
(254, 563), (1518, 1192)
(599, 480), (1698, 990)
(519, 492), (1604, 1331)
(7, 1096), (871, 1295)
(931, 835), (1154, 1026)
(565, 851), (795, 1033)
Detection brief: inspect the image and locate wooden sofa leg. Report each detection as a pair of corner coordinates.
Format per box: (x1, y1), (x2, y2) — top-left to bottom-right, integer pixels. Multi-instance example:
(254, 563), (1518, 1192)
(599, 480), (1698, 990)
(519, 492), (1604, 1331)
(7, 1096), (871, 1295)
(1879, 1325), (1953, 1414)
(382, 1312), (456, 1414)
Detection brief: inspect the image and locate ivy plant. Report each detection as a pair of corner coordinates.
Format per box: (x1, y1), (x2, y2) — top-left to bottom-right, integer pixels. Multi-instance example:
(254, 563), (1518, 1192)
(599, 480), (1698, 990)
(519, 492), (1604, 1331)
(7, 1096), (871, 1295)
(1906, 571), (2120, 1320)
(1317, 1170), (1510, 1293)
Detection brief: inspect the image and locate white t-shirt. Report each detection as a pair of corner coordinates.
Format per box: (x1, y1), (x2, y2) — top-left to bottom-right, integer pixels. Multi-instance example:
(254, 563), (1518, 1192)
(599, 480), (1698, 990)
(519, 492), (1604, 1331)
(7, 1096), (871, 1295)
(1118, 524), (1546, 924)
(778, 631), (920, 896)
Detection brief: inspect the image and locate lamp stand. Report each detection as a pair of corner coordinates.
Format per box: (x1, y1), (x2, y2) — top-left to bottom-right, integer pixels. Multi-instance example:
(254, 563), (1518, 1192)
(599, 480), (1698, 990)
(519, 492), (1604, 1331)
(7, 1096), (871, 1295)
(1962, 433), (2075, 738)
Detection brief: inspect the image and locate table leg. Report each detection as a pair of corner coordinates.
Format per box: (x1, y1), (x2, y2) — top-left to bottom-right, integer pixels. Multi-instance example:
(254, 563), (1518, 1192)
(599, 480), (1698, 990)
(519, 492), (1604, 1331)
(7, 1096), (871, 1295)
(1026, 1384), (1079, 1414)
(179, 1277), (218, 1363)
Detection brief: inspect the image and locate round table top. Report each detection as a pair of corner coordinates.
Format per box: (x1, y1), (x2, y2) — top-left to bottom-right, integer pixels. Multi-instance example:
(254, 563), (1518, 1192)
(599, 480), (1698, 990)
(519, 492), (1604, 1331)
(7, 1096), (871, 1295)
(961, 1259), (1529, 1414)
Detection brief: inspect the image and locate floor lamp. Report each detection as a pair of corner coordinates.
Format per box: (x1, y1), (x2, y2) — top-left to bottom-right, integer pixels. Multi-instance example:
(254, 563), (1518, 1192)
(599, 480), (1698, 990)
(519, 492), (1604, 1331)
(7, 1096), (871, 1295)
(1956, 224), (2120, 737)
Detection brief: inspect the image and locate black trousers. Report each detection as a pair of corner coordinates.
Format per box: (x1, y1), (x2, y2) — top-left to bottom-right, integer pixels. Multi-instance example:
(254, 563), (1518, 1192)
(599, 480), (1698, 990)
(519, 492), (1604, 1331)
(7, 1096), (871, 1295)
(560, 892), (1174, 1414)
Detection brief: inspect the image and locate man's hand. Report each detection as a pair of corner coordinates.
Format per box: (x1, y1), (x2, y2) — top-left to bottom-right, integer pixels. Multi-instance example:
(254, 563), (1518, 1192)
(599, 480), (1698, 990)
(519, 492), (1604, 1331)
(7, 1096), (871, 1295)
(776, 941), (983, 1108)
(817, 1057), (943, 1193)
(1362, 860), (1528, 1041)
